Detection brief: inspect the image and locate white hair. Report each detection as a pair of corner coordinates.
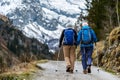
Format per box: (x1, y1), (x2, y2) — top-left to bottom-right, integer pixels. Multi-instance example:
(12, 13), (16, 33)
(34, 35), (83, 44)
(82, 22), (88, 26)
(66, 24), (73, 28)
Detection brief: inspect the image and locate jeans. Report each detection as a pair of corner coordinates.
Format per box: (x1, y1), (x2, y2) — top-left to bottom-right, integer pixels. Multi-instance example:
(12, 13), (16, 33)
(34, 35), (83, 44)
(80, 46), (93, 70)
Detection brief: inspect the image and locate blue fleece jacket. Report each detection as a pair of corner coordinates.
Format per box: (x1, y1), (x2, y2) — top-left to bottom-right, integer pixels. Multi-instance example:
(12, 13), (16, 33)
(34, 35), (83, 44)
(77, 25), (97, 47)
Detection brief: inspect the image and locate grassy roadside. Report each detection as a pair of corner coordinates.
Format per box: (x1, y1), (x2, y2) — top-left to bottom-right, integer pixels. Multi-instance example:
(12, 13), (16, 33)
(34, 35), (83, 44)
(0, 60), (48, 80)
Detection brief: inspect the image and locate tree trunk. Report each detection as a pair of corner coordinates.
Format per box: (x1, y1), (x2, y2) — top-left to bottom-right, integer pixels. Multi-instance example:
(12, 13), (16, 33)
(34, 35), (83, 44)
(116, 0), (120, 26)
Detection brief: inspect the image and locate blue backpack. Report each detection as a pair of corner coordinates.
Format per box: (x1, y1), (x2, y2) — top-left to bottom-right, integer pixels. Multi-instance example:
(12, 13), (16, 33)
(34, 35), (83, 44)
(81, 29), (93, 44)
(63, 29), (74, 45)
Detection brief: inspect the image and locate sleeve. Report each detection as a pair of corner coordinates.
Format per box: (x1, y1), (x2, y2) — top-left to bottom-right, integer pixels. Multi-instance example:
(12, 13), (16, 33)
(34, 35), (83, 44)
(73, 30), (77, 45)
(59, 30), (64, 47)
(77, 30), (82, 45)
(91, 29), (97, 42)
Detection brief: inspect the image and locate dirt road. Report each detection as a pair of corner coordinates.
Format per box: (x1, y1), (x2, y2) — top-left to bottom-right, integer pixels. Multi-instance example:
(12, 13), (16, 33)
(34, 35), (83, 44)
(31, 61), (120, 80)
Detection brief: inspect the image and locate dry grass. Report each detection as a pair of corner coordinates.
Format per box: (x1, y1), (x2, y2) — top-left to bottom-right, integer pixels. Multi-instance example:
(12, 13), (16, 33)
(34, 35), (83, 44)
(0, 14), (9, 22)
(93, 41), (104, 58)
(109, 27), (120, 46)
(0, 60), (48, 76)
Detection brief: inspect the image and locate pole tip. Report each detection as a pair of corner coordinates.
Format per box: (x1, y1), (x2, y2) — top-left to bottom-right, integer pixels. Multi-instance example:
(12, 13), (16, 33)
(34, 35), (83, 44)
(55, 70), (58, 72)
(97, 69), (100, 72)
(75, 70), (78, 72)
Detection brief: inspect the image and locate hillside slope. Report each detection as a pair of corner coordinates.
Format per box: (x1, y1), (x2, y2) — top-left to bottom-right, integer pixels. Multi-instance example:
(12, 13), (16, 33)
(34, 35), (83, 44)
(93, 27), (120, 74)
(0, 14), (53, 73)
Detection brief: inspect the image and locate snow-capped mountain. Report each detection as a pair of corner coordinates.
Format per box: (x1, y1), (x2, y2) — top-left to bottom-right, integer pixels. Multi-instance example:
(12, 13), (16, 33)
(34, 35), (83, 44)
(0, 0), (86, 52)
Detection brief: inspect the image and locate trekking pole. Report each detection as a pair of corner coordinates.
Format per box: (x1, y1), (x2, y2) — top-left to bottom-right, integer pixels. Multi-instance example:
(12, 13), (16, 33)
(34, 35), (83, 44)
(55, 47), (61, 72)
(96, 45), (100, 72)
(75, 50), (79, 72)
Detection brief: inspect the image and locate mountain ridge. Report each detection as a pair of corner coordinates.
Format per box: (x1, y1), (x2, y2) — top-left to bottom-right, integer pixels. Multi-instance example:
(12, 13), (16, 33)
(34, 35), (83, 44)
(0, 0), (86, 51)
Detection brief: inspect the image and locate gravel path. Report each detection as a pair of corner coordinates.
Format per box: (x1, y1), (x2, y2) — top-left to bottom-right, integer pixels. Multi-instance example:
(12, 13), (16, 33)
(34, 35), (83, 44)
(32, 61), (120, 80)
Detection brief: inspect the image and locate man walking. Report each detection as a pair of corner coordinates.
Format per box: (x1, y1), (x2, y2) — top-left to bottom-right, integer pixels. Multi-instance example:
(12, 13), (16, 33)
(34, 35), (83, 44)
(77, 22), (97, 74)
(59, 24), (77, 73)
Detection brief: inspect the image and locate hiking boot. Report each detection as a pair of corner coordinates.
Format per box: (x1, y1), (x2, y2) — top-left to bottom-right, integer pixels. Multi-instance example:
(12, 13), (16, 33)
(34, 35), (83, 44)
(69, 69), (73, 73)
(66, 65), (71, 72)
(88, 67), (91, 73)
(83, 70), (87, 74)
(87, 66), (91, 73)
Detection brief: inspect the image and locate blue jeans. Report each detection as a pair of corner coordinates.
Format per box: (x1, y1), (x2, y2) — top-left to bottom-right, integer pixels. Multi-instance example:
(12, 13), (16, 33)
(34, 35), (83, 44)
(80, 46), (93, 70)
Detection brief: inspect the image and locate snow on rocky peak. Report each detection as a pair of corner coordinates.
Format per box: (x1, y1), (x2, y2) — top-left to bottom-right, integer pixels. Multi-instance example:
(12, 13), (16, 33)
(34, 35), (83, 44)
(0, 0), (86, 52)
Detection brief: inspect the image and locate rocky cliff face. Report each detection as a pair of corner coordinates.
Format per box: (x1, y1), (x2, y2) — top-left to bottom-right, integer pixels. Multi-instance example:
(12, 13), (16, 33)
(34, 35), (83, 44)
(0, 0), (85, 51)
(0, 14), (53, 73)
(93, 27), (120, 73)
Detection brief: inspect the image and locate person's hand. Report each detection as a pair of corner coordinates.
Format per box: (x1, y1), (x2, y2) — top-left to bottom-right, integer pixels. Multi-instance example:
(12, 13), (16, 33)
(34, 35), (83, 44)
(94, 42), (97, 50)
(95, 42), (97, 46)
(59, 44), (61, 48)
(75, 45), (77, 49)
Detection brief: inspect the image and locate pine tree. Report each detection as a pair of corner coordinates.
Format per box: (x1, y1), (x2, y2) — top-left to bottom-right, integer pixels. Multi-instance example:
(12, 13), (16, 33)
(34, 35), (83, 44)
(84, 0), (120, 39)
